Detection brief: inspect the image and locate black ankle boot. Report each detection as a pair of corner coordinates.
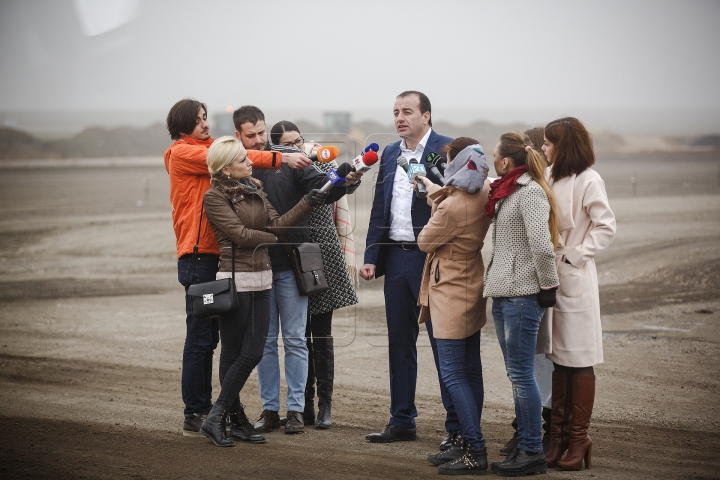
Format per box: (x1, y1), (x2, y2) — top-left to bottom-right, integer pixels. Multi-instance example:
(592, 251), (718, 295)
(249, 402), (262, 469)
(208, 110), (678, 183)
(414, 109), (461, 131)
(427, 433), (464, 466)
(201, 403), (233, 447)
(228, 404), (266, 444)
(316, 405), (331, 429)
(438, 444), (487, 475)
(496, 449), (546, 477)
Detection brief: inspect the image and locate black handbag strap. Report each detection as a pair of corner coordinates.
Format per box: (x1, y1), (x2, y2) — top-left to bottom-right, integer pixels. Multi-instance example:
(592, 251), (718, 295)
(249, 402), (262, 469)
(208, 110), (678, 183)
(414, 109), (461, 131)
(187, 206), (204, 282)
(188, 199), (235, 283)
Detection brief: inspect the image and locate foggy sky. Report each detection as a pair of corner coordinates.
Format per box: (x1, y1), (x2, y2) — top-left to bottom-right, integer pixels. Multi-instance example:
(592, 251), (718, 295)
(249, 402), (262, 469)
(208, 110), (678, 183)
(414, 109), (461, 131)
(1, 0), (719, 134)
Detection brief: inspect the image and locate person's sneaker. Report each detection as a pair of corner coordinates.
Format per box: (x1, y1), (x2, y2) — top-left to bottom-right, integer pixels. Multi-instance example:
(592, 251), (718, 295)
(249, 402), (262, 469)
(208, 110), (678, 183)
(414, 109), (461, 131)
(182, 406), (211, 437)
(285, 410), (305, 434)
(497, 449), (547, 477)
(253, 409), (280, 433)
(437, 444), (488, 475)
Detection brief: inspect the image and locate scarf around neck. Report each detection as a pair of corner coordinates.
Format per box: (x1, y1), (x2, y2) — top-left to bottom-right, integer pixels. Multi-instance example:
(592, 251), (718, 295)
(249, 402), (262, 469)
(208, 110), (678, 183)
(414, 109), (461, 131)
(444, 144), (489, 193)
(484, 166), (527, 219)
(211, 173), (259, 197)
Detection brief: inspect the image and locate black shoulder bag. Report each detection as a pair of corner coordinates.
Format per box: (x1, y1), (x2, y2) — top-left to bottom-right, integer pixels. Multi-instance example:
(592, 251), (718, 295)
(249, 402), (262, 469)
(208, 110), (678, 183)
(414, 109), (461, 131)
(289, 243), (329, 296)
(186, 204), (239, 319)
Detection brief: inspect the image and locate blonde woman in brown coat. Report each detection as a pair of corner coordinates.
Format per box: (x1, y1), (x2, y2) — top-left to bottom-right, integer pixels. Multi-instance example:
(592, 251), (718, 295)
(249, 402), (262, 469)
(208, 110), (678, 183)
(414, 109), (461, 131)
(415, 137), (492, 475)
(198, 137), (327, 447)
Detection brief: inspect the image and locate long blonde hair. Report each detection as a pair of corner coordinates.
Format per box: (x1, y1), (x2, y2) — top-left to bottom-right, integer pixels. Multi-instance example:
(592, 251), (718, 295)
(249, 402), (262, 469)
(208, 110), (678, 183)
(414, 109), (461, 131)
(498, 131), (559, 247)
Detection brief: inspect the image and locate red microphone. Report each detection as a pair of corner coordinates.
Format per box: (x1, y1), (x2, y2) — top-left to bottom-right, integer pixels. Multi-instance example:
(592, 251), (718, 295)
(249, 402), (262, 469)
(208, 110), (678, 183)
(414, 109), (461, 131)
(351, 150), (379, 173)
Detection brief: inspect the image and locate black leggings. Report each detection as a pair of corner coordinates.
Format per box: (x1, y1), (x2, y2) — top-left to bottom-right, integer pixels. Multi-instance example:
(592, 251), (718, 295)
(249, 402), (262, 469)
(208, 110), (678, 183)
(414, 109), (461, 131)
(553, 363), (594, 376)
(216, 290), (271, 409)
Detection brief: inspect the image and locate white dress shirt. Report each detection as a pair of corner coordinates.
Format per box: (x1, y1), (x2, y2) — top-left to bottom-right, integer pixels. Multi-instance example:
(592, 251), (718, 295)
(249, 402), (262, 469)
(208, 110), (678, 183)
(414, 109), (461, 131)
(388, 128), (432, 242)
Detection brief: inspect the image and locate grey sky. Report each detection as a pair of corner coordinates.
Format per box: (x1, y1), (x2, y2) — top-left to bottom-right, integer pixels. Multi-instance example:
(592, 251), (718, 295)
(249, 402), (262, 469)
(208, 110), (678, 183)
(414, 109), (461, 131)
(1, 0), (719, 133)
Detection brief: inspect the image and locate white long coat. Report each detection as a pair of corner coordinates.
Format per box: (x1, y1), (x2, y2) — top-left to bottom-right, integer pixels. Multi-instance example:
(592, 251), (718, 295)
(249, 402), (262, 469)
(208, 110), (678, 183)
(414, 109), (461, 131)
(536, 167), (616, 367)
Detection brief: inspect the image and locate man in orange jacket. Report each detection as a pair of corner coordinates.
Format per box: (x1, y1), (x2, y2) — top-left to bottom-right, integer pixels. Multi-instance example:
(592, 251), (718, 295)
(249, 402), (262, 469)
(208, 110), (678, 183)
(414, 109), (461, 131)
(164, 98), (313, 437)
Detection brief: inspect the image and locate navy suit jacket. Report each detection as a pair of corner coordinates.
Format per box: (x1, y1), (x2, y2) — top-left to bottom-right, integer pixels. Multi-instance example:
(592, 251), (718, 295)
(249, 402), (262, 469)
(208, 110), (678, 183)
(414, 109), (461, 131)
(364, 129), (452, 278)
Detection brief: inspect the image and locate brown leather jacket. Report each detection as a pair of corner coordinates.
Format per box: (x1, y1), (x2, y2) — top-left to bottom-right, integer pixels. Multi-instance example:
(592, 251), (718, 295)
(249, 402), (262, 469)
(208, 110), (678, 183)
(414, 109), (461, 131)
(203, 183), (312, 273)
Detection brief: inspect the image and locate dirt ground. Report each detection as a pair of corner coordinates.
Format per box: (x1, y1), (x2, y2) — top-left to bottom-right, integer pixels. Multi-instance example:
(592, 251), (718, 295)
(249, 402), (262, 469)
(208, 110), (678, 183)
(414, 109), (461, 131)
(1, 153), (719, 479)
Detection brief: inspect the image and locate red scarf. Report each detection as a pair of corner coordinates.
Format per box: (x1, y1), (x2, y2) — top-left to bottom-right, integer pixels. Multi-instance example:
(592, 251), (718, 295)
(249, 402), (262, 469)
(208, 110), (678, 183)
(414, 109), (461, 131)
(484, 166), (527, 219)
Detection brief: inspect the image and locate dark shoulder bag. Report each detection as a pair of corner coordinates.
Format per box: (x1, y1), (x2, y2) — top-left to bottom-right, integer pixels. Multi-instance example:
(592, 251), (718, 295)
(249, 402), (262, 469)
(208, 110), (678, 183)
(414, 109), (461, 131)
(288, 243), (329, 296)
(186, 204), (239, 319)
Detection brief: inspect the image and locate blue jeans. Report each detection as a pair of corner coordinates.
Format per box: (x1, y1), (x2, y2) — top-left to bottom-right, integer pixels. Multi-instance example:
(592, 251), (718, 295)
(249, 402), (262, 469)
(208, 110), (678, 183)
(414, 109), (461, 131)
(256, 269), (309, 412)
(178, 254), (219, 416)
(436, 331), (485, 450)
(492, 295), (545, 453)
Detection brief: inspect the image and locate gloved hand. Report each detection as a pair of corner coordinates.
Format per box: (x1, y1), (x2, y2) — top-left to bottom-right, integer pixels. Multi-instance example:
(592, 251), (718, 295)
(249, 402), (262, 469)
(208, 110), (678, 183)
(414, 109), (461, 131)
(303, 188), (328, 206)
(537, 287), (557, 308)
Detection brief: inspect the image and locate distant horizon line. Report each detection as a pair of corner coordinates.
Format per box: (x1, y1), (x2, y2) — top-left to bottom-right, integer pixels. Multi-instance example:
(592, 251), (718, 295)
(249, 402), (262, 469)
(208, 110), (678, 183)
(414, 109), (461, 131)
(2, 106), (719, 137)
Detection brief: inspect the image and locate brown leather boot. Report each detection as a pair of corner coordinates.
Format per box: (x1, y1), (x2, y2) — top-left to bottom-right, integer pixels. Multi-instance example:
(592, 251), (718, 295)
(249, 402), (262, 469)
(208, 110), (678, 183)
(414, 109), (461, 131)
(546, 370), (571, 468)
(557, 375), (595, 471)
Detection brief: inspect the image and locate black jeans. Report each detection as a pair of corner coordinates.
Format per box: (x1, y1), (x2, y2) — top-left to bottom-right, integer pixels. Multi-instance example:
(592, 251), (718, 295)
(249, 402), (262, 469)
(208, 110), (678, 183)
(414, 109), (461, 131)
(178, 254), (219, 415)
(216, 289), (271, 409)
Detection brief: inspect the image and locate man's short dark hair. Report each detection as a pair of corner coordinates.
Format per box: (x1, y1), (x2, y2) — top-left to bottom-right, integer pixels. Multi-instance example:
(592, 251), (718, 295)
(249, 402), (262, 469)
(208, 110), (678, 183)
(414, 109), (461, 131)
(397, 90), (432, 127)
(166, 99), (207, 140)
(233, 105), (266, 132)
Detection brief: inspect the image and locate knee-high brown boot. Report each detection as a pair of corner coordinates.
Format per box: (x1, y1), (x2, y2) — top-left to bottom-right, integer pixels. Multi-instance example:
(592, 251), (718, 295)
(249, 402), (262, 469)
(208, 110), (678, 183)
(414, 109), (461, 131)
(546, 371), (571, 468)
(557, 375), (595, 471)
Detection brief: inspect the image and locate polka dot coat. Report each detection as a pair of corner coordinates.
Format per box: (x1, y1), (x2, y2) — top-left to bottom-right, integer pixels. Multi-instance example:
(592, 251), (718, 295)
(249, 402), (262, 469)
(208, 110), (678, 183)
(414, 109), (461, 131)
(483, 173), (559, 298)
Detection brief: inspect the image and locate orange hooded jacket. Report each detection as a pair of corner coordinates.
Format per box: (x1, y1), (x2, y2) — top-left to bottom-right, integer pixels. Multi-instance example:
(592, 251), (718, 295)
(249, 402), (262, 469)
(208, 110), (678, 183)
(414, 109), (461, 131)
(164, 136), (283, 258)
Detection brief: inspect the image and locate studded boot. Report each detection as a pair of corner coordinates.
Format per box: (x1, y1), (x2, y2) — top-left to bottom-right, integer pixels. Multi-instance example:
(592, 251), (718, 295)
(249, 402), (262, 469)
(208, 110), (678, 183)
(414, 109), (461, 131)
(427, 433), (464, 466)
(437, 443), (487, 475)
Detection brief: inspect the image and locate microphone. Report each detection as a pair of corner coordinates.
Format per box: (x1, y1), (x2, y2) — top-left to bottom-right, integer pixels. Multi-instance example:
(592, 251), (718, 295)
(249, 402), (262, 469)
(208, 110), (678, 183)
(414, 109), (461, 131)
(319, 162), (354, 193)
(351, 150), (379, 173)
(309, 145), (339, 163)
(408, 158), (428, 198)
(425, 152), (446, 185)
(362, 143), (380, 154)
(397, 156), (426, 198)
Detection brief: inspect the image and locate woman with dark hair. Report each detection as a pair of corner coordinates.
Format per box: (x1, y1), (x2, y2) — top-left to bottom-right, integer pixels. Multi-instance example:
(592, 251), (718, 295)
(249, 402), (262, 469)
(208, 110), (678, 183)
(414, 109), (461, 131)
(270, 121), (360, 429)
(199, 137), (327, 447)
(415, 137), (491, 474)
(484, 131), (559, 477)
(541, 117), (615, 471)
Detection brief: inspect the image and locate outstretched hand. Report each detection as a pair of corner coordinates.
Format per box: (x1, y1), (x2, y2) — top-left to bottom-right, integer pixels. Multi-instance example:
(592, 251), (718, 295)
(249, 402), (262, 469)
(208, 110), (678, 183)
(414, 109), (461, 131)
(284, 152), (312, 169)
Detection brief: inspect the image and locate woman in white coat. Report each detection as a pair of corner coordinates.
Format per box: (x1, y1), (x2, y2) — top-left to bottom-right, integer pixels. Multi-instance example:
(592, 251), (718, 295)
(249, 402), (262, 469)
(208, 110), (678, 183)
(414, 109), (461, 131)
(540, 117), (616, 471)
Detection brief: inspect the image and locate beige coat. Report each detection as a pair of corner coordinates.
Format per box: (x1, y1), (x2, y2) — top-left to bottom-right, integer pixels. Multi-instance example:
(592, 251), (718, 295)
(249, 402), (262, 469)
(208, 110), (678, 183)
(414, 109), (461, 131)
(537, 167), (616, 367)
(417, 180), (492, 339)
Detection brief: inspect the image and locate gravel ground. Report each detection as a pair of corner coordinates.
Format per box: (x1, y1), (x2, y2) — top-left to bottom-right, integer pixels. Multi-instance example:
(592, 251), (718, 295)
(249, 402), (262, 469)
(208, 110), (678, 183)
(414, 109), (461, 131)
(1, 154), (719, 479)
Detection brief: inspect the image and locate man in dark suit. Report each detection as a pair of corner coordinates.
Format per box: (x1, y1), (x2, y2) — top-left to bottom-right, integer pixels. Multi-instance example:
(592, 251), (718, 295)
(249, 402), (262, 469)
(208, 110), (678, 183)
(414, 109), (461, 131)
(360, 91), (459, 446)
